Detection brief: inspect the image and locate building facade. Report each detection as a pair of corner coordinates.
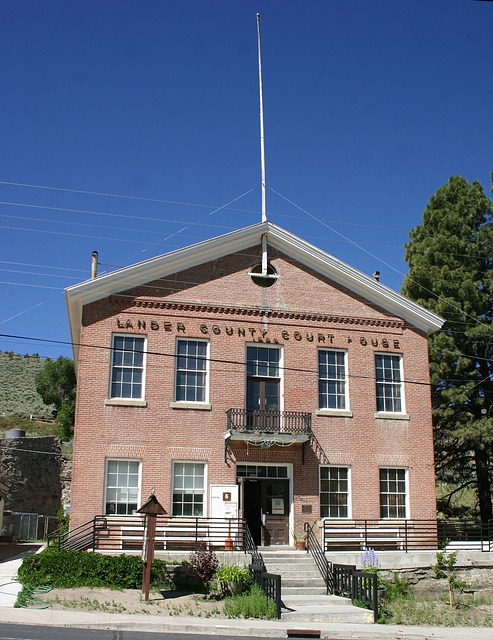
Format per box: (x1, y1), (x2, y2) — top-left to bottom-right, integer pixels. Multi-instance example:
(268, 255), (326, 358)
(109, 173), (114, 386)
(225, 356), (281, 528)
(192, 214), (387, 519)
(66, 222), (443, 545)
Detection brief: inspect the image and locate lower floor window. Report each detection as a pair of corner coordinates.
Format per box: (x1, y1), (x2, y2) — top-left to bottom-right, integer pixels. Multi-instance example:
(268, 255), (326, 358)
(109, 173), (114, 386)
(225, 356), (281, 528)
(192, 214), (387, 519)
(379, 467), (407, 518)
(320, 466), (349, 518)
(105, 459), (140, 515)
(172, 462), (205, 516)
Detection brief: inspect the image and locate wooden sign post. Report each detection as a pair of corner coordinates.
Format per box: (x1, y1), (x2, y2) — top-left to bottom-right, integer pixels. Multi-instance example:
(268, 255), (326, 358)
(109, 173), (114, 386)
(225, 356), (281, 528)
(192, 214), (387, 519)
(137, 493), (167, 601)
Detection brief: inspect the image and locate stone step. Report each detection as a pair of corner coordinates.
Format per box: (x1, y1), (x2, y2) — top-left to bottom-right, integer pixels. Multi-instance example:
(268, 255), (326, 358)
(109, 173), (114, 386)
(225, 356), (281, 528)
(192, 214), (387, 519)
(281, 594), (373, 623)
(282, 586), (328, 596)
(281, 605), (373, 623)
(281, 577), (326, 587)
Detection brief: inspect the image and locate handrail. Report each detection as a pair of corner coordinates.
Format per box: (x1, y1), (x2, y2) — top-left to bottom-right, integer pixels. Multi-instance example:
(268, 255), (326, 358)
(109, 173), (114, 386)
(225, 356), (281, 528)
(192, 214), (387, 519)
(305, 521), (332, 593)
(242, 520), (265, 569)
(48, 516), (106, 551)
(243, 521), (282, 619)
(323, 518), (493, 552)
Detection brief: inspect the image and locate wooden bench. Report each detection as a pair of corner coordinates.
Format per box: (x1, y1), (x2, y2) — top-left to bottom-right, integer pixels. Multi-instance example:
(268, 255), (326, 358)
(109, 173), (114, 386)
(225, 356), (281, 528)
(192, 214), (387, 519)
(445, 540), (491, 552)
(324, 526), (404, 551)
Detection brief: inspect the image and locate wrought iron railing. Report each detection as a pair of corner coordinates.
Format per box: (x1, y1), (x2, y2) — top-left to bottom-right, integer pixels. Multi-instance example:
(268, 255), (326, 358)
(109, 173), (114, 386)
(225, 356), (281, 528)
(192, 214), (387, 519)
(226, 408), (311, 434)
(249, 563), (282, 619)
(333, 563), (378, 623)
(48, 516), (107, 551)
(323, 519), (493, 552)
(305, 521), (332, 593)
(242, 520), (282, 619)
(242, 520), (265, 568)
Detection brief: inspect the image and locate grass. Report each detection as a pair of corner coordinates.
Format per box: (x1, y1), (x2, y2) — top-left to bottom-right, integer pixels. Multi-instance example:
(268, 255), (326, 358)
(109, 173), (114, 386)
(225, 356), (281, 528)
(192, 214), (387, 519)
(379, 588), (493, 627)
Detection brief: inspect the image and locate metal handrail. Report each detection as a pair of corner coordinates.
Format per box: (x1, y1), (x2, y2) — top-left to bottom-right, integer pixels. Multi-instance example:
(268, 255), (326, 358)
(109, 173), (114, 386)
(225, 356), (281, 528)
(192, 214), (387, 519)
(305, 521), (332, 593)
(323, 518), (493, 552)
(242, 520), (265, 569)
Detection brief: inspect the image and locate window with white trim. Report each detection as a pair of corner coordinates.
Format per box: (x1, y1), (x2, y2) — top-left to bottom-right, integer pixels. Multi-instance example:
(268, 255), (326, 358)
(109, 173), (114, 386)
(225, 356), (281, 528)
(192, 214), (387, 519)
(379, 467), (407, 518)
(318, 350), (348, 410)
(105, 459), (141, 515)
(175, 339), (208, 403)
(320, 466), (349, 518)
(110, 335), (146, 399)
(172, 462), (205, 516)
(375, 353), (403, 413)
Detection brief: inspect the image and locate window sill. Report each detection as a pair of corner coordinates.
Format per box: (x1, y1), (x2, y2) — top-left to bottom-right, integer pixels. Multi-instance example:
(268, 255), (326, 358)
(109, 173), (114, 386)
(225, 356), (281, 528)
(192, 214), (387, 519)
(316, 409), (353, 418)
(104, 398), (147, 408)
(374, 412), (409, 421)
(170, 402), (212, 411)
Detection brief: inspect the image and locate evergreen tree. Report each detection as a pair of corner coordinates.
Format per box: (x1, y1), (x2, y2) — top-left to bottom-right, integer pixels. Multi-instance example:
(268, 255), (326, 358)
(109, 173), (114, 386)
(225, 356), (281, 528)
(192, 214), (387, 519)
(402, 176), (493, 522)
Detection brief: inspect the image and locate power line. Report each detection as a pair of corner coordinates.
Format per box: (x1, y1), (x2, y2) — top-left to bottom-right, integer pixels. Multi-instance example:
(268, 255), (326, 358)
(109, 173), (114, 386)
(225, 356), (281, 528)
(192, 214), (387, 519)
(0, 331), (434, 388)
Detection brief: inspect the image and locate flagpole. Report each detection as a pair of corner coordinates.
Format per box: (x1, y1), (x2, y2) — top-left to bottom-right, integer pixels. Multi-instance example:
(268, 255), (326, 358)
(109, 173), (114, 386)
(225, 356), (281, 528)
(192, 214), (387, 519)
(257, 13), (267, 223)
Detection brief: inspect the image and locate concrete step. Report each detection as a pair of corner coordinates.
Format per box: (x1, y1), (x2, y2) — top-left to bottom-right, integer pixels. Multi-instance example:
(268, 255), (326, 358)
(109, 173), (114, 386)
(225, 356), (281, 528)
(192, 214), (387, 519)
(280, 594), (374, 623)
(281, 577), (326, 587)
(282, 586), (328, 596)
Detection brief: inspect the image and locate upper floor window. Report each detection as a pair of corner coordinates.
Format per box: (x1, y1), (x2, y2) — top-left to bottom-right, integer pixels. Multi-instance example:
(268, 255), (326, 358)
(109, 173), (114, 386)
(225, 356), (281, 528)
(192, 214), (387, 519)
(379, 467), (407, 518)
(105, 459), (141, 515)
(246, 346), (281, 412)
(175, 339), (208, 403)
(320, 466), (349, 518)
(375, 353), (403, 413)
(110, 335), (145, 399)
(318, 350), (347, 410)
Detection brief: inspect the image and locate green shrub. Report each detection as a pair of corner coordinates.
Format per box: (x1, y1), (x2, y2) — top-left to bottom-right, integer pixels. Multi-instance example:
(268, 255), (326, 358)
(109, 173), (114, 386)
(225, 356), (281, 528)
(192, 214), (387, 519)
(223, 585), (277, 620)
(17, 548), (171, 590)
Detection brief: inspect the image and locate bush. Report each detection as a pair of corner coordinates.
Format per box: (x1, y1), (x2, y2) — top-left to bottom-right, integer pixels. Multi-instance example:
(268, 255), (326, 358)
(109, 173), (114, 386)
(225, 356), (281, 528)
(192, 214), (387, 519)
(223, 585), (277, 620)
(188, 543), (219, 588)
(216, 564), (252, 595)
(17, 548), (171, 590)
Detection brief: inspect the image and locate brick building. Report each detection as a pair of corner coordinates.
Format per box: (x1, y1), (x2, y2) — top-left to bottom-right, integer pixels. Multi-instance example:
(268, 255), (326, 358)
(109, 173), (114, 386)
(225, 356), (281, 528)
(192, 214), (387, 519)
(65, 221), (443, 545)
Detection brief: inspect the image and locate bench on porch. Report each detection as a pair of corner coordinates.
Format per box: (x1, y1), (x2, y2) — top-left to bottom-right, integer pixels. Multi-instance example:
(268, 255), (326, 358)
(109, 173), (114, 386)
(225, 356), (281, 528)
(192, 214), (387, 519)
(102, 517), (211, 551)
(324, 523), (404, 551)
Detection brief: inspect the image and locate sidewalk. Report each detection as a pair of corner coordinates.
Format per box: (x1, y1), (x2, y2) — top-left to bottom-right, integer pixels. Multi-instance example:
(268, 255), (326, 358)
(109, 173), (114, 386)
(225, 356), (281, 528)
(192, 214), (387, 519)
(1, 545), (492, 639)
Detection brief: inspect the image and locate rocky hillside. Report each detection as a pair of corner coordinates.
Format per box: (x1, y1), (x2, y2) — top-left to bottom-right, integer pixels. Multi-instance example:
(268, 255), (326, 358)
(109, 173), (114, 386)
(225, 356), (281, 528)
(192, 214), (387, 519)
(0, 351), (55, 421)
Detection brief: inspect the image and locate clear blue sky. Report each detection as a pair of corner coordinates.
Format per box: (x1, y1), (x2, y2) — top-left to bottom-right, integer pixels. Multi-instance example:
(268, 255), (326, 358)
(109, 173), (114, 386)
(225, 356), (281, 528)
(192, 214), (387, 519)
(1, 0), (492, 361)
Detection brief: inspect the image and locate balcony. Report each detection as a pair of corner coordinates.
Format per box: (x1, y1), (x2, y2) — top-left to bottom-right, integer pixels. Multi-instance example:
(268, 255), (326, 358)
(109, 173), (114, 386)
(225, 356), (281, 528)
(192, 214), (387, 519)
(225, 409), (312, 463)
(226, 408), (312, 435)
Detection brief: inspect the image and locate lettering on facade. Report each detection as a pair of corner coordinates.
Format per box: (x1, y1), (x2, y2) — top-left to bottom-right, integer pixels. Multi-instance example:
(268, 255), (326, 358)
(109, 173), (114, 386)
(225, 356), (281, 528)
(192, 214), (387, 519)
(115, 318), (401, 350)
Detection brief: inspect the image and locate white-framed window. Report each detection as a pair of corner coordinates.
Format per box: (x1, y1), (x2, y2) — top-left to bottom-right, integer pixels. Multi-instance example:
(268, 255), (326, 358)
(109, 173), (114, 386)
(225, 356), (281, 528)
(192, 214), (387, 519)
(375, 353), (404, 413)
(379, 467), (407, 519)
(105, 459), (141, 515)
(175, 339), (209, 403)
(320, 466), (350, 518)
(110, 335), (146, 399)
(246, 345), (282, 412)
(318, 349), (348, 410)
(172, 462), (206, 516)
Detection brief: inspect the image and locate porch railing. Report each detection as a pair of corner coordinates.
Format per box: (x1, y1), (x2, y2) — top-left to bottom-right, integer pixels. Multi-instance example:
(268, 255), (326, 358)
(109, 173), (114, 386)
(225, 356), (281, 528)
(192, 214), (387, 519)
(323, 519), (493, 552)
(226, 408), (311, 434)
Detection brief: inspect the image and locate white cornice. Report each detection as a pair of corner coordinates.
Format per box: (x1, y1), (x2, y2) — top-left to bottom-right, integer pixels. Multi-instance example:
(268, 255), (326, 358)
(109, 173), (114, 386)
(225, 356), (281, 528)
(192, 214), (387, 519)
(66, 221), (444, 365)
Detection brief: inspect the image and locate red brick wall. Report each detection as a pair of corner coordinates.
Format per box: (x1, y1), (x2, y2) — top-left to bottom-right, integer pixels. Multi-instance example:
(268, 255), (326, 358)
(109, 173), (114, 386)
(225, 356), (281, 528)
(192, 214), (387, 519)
(70, 249), (436, 533)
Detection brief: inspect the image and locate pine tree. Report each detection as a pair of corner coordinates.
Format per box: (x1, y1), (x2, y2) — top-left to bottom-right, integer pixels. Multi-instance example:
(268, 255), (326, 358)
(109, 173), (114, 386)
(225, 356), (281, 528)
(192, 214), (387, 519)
(402, 176), (493, 522)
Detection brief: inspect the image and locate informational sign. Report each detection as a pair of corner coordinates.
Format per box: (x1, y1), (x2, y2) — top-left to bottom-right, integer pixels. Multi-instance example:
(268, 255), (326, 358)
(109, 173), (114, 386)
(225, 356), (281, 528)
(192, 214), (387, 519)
(272, 497), (284, 514)
(210, 485), (239, 518)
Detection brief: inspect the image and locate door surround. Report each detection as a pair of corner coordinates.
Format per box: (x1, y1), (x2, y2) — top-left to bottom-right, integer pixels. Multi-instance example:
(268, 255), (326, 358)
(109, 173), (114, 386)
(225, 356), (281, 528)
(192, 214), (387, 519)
(236, 462), (293, 545)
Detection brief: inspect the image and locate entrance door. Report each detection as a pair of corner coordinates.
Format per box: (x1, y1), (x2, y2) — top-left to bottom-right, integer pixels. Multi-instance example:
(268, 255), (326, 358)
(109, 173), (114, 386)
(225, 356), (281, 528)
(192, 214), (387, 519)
(242, 478), (289, 546)
(262, 479), (289, 545)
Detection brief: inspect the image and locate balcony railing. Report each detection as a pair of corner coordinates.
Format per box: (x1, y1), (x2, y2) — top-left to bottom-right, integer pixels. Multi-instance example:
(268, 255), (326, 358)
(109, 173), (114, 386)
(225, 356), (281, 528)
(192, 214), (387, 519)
(226, 408), (312, 435)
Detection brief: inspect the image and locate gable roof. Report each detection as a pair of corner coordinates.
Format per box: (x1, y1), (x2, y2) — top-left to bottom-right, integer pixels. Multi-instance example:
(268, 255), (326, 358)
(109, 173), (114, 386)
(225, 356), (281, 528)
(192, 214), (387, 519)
(65, 221), (444, 363)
